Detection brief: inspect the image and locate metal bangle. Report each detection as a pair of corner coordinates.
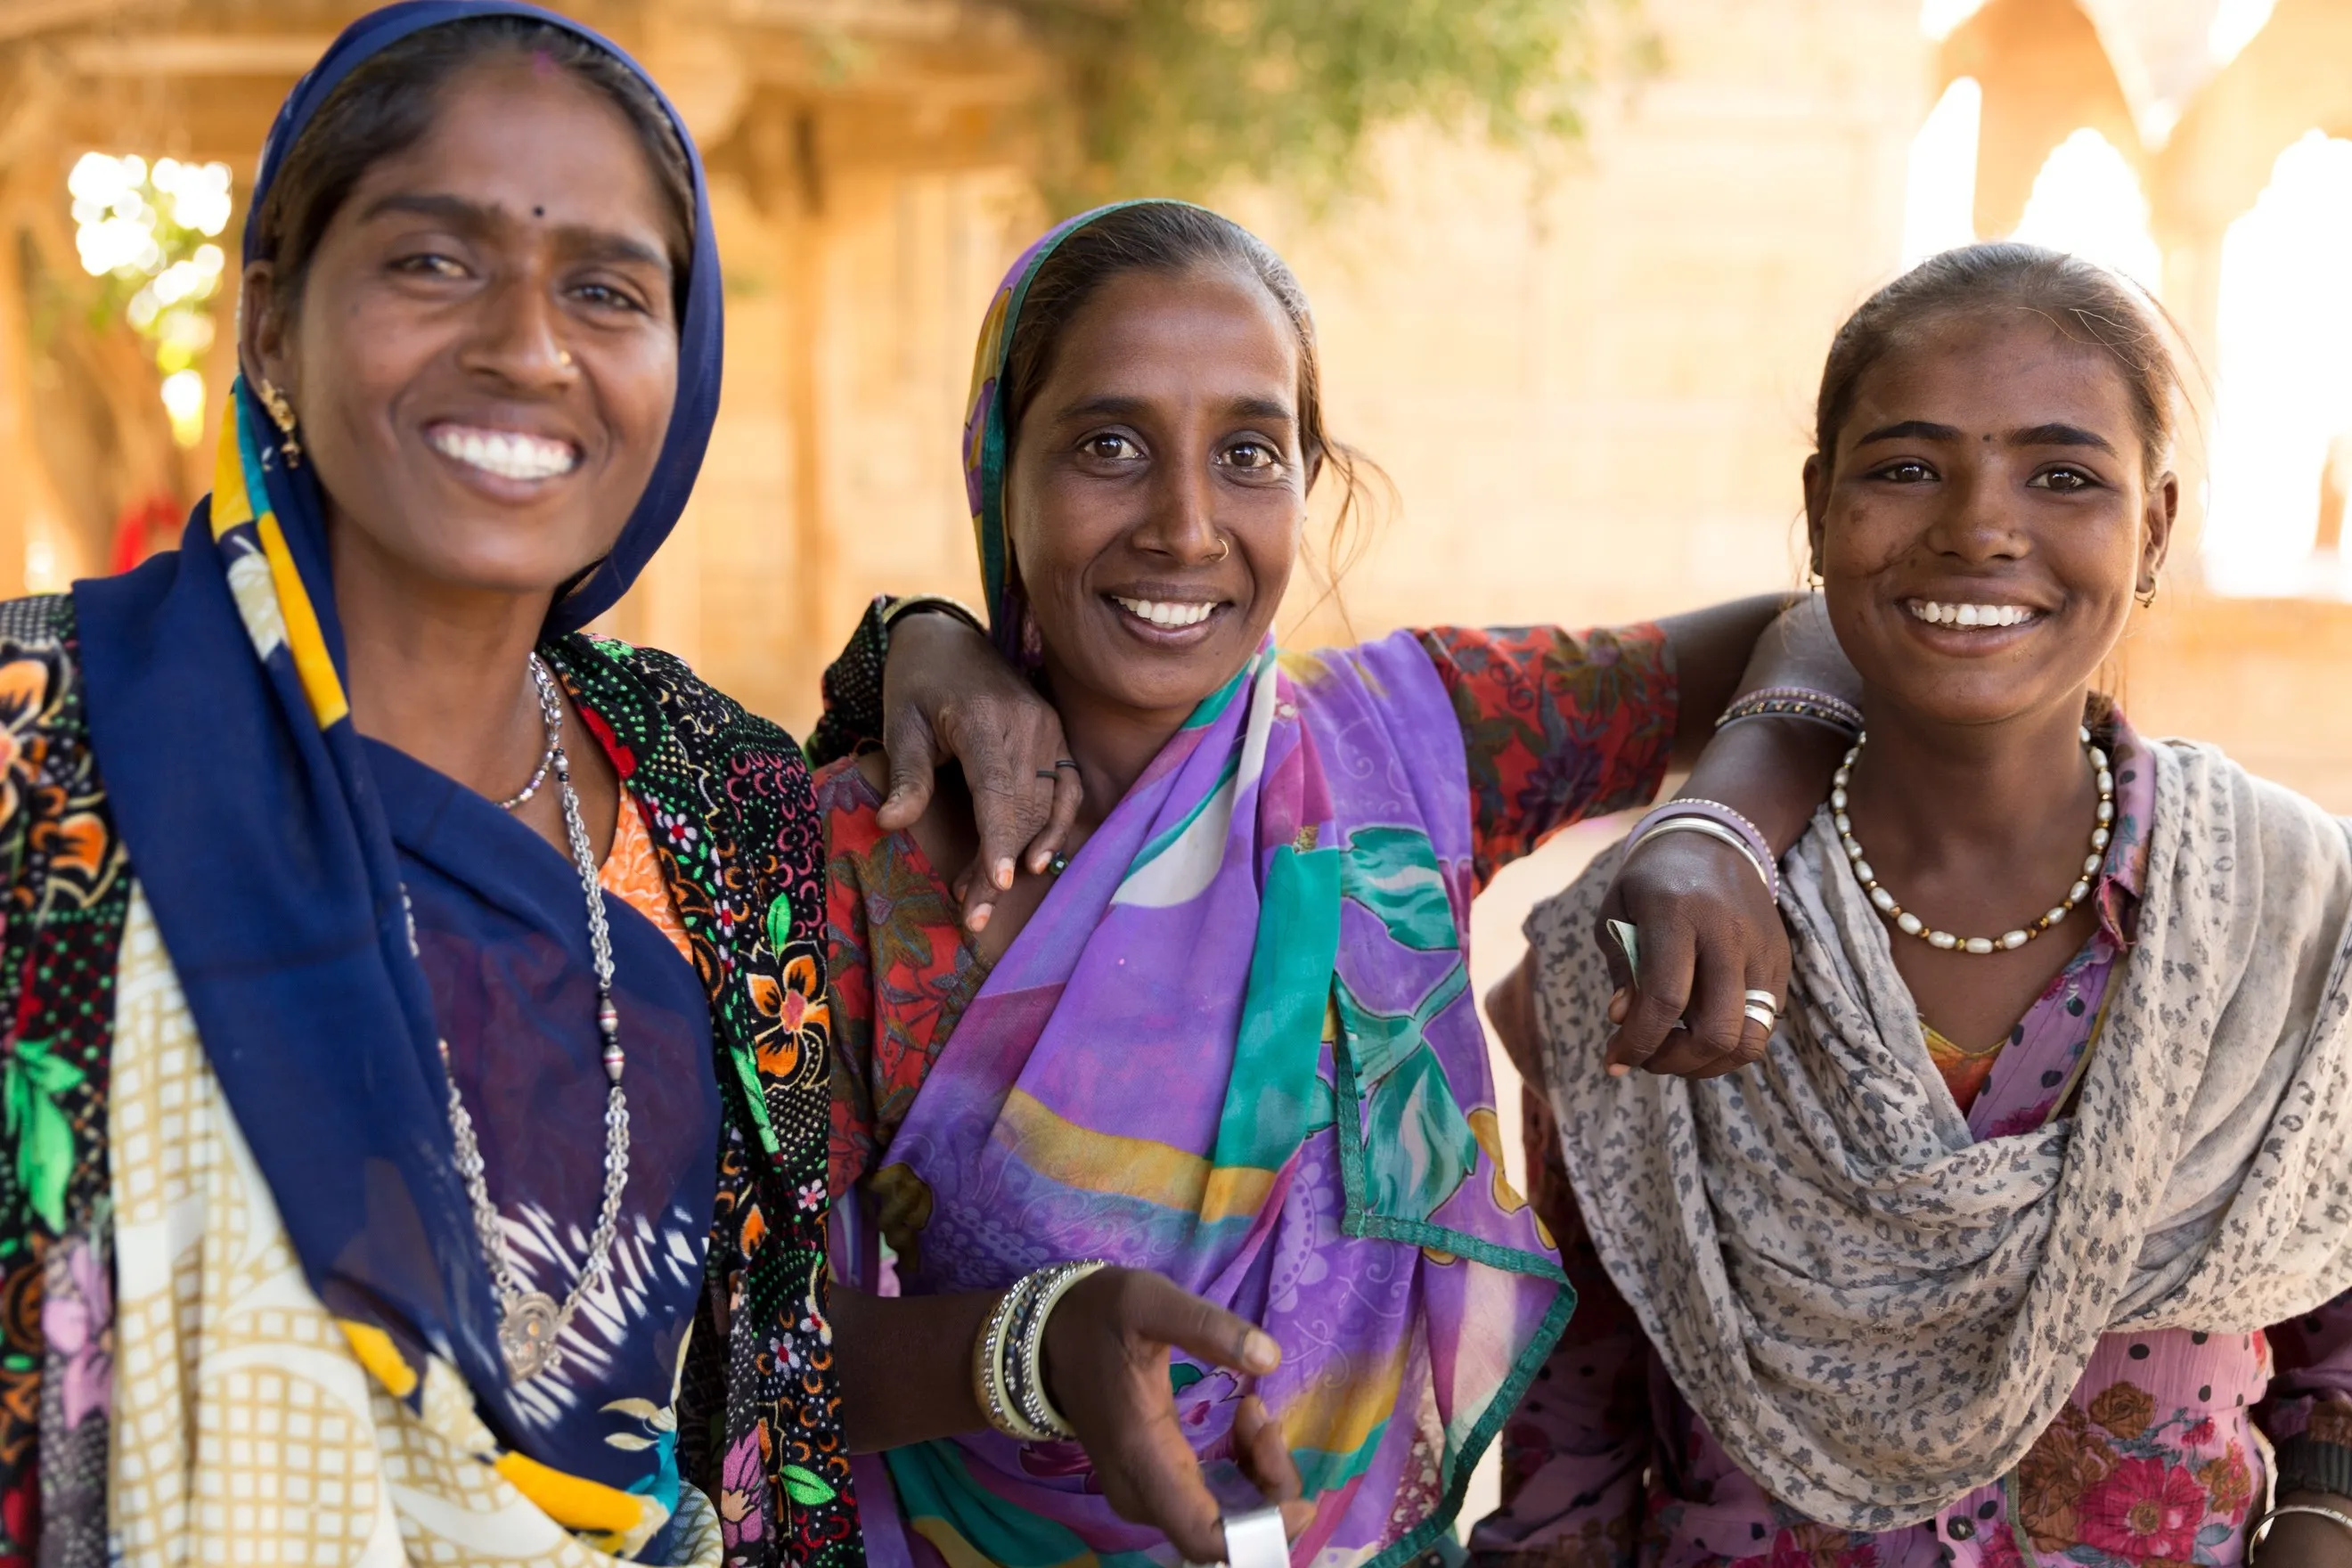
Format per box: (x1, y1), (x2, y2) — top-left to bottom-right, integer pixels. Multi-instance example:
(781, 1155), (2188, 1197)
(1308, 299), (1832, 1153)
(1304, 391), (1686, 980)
(1012, 1261), (1109, 1441)
(973, 1276), (1052, 1442)
(2250, 1502), (2352, 1561)
(1220, 1504), (1291, 1568)
(880, 593), (987, 638)
(1716, 688), (1865, 738)
(1629, 817), (1774, 902)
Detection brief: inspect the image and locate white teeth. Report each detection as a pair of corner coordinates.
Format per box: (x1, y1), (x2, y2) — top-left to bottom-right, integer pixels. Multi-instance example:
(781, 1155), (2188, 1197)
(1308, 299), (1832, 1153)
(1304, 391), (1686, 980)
(429, 424), (578, 482)
(1114, 597), (1217, 629)
(1909, 600), (2033, 629)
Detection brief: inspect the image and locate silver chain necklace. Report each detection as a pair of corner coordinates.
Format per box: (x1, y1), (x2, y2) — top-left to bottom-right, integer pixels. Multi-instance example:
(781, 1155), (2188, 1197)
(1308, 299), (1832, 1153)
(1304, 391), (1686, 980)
(417, 653), (632, 1383)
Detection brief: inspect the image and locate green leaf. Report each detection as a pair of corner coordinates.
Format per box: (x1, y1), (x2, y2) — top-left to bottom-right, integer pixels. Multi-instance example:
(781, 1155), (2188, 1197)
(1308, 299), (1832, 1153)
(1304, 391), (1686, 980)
(1360, 1044), (1478, 1224)
(1169, 1361), (1209, 1395)
(764, 891), (794, 953)
(1333, 965), (1469, 1089)
(4, 1039), (84, 1233)
(1340, 827), (1458, 952)
(780, 1464), (837, 1507)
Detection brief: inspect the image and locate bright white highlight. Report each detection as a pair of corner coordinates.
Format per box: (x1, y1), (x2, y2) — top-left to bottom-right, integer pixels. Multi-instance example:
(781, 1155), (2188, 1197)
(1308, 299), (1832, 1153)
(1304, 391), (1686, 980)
(2009, 128), (2163, 293)
(2209, 0), (2278, 66)
(1919, 0), (1988, 41)
(2204, 132), (2352, 599)
(160, 369), (207, 449)
(1904, 78), (1981, 265)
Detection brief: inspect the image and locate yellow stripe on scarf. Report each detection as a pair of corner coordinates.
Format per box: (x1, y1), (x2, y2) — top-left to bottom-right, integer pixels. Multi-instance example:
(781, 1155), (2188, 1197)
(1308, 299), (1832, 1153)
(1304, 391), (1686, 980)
(208, 398), (350, 729)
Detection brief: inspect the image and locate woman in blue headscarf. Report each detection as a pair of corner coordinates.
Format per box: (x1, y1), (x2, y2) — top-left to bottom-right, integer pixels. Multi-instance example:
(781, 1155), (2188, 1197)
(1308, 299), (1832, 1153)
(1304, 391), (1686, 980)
(0, 5), (848, 1563)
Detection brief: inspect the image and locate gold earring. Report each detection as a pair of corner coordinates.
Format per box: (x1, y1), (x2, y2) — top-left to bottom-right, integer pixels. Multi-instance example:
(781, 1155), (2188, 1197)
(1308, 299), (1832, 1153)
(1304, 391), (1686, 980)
(2136, 582), (2159, 608)
(257, 378), (302, 468)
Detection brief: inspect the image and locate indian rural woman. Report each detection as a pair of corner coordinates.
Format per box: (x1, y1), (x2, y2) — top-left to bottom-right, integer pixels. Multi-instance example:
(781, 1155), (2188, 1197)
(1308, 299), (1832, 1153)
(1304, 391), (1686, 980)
(0, 4), (853, 1563)
(805, 199), (1867, 1568)
(1481, 245), (2352, 1568)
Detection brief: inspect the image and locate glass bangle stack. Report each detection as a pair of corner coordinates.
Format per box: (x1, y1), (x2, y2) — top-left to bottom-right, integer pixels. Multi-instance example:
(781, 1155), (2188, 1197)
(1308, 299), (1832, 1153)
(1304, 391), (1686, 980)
(973, 1259), (1110, 1442)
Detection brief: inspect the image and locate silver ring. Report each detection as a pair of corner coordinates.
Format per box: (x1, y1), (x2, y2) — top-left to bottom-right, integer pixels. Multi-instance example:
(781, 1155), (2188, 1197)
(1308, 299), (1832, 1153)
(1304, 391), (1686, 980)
(1743, 988), (1779, 1012)
(1219, 1505), (1289, 1568)
(1743, 1001), (1777, 1033)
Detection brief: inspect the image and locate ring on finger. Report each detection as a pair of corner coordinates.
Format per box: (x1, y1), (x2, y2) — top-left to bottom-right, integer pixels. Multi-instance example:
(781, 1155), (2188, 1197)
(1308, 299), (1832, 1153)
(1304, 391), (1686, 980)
(1743, 1001), (1778, 1033)
(1034, 769), (1059, 780)
(1743, 987), (1779, 1017)
(1052, 757), (1080, 771)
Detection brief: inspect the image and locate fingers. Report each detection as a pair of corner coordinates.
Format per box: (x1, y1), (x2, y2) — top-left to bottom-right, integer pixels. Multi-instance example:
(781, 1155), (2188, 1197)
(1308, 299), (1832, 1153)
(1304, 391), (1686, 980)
(1233, 1395), (1315, 1539)
(1605, 915), (1695, 1077)
(1024, 757), (1084, 876)
(1643, 932), (1752, 1079)
(876, 710), (939, 832)
(1124, 1271), (1282, 1377)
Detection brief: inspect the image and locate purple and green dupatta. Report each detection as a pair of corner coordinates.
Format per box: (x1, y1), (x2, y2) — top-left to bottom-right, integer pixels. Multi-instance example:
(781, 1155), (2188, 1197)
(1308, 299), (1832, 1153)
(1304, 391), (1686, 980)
(860, 204), (1569, 1568)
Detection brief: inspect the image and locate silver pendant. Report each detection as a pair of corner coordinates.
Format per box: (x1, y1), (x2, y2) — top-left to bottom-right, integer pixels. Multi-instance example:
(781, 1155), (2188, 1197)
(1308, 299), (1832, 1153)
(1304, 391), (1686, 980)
(500, 1291), (562, 1382)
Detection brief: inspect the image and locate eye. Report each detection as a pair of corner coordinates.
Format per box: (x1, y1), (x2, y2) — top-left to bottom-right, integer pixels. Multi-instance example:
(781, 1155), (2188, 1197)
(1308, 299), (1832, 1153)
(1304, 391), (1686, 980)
(1081, 432), (1144, 461)
(1221, 440), (1281, 471)
(390, 252), (467, 279)
(572, 280), (649, 315)
(2028, 465), (2100, 493)
(1869, 459), (1937, 484)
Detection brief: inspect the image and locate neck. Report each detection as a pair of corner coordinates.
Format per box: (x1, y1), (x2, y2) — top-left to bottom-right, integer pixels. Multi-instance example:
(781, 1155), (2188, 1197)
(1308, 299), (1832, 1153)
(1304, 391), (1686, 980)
(1845, 687), (2098, 873)
(1040, 672), (1199, 830)
(330, 525), (554, 801)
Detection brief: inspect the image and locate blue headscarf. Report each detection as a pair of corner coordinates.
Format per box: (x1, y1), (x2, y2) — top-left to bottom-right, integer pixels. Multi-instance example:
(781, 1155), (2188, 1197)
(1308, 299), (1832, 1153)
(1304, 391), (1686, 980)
(69, 0), (724, 1509)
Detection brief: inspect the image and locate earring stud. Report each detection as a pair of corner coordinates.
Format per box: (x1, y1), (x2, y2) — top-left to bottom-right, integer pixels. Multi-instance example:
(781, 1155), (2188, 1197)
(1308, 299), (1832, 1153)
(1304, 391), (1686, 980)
(257, 378), (302, 468)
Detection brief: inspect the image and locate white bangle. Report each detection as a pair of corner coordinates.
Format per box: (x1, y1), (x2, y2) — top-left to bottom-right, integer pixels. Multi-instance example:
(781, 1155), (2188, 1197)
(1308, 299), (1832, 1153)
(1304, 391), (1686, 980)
(1629, 816), (1774, 899)
(1011, 1260), (1107, 1441)
(2250, 1503), (2352, 1560)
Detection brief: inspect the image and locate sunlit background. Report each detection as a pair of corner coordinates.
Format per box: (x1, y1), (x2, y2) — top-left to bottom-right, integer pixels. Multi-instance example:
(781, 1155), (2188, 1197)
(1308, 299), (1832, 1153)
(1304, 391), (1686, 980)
(4, 0), (2351, 1529)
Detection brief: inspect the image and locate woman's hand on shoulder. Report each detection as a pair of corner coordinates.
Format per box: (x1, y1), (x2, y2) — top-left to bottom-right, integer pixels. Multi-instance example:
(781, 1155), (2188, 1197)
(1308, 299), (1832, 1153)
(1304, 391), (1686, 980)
(1042, 1267), (1312, 1562)
(1594, 829), (1789, 1078)
(880, 612), (1081, 928)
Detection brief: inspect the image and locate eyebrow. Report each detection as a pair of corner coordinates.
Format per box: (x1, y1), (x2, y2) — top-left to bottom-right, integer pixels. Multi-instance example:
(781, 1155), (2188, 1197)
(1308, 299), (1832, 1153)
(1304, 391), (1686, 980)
(1058, 393), (1297, 423)
(1854, 420), (1962, 445)
(2007, 422), (2118, 455)
(358, 192), (671, 275)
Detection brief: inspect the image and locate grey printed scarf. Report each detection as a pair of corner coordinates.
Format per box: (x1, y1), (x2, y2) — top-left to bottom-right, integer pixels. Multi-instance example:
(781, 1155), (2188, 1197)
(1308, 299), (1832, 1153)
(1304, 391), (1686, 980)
(1525, 739), (2352, 1532)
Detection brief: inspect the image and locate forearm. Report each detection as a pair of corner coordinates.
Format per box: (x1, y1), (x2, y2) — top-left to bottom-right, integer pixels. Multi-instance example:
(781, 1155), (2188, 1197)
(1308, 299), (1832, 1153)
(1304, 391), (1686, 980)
(2258, 1491), (2352, 1568)
(1653, 593), (1802, 767)
(832, 1284), (996, 1453)
(1663, 594), (1859, 857)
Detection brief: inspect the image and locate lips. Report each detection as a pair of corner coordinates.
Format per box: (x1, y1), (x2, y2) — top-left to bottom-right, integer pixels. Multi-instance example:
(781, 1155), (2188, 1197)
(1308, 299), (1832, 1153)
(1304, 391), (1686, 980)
(426, 422), (580, 483)
(1907, 598), (2038, 628)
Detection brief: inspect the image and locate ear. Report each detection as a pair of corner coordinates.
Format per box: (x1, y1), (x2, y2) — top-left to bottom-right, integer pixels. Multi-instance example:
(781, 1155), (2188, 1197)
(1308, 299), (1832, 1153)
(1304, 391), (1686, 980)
(1801, 452), (1830, 576)
(240, 260), (294, 400)
(2139, 470), (2178, 595)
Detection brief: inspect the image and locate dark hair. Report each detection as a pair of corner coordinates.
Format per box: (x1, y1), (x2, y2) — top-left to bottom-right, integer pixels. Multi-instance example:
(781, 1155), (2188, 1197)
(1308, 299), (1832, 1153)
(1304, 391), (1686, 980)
(1000, 202), (1387, 609)
(1813, 242), (2185, 478)
(251, 17), (694, 319)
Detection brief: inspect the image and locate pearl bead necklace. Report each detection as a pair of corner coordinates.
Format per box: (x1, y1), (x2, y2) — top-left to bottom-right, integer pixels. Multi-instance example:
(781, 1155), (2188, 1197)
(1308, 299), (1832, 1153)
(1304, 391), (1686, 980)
(1833, 725), (2114, 956)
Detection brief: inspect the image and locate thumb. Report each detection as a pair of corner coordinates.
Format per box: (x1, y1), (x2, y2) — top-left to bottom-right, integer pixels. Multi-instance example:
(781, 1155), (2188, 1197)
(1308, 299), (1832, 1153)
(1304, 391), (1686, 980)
(877, 710), (939, 830)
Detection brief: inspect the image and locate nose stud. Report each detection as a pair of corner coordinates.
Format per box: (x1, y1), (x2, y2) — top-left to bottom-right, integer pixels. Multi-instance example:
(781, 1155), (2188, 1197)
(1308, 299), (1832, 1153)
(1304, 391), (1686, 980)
(556, 347), (575, 369)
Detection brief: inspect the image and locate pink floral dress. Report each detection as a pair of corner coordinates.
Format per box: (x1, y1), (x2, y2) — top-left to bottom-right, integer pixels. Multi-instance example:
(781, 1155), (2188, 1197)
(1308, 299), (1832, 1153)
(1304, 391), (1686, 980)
(1473, 715), (2352, 1568)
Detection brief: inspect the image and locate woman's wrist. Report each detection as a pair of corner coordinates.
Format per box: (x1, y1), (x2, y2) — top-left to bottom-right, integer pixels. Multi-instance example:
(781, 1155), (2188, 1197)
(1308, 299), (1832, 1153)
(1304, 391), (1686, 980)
(1674, 713), (1848, 861)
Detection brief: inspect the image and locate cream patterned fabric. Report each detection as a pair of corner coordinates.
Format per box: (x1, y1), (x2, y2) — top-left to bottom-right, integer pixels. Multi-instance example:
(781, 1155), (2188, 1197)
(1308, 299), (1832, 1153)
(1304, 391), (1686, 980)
(1526, 740), (2352, 1534)
(106, 886), (722, 1565)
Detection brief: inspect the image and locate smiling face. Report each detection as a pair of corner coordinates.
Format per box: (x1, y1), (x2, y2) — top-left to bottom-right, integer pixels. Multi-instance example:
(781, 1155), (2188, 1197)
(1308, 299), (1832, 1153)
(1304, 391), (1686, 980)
(1004, 262), (1311, 726)
(1805, 311), (2176, 731)
(242, 53), (682, 605)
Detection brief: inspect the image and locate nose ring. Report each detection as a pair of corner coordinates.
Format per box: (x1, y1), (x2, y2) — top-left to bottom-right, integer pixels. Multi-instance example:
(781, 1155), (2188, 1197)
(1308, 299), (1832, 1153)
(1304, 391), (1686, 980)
(556, 347), (576, 369)
(1209, 536), (1231, 562)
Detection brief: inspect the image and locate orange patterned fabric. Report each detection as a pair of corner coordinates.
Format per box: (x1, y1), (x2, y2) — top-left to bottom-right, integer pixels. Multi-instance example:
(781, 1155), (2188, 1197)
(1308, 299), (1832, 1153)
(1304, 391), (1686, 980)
(600, 792), (693, 965)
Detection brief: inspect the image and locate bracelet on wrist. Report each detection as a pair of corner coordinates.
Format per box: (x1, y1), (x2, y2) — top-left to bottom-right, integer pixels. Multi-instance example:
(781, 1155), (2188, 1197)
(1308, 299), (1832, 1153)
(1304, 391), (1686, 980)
(1717, 686), (1864, 739)
(1627, 797), (1780, 904)
(880, 594), (987, 639)
(972, 1259), (1110, 1443)
(2250, 1502), (2352, 1561)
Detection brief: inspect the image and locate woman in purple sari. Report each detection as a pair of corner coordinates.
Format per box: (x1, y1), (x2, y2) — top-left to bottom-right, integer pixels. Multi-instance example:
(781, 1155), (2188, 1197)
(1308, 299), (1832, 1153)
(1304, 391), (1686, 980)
(804, 201), (1866, 1568)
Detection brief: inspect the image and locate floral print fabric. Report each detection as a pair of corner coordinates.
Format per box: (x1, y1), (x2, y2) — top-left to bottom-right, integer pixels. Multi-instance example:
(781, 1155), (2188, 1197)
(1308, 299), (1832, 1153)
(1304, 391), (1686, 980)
(0, 597), (855, 1568)
(821, 621), (1677, 1201)
(1477, 717), (2352, 1568)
